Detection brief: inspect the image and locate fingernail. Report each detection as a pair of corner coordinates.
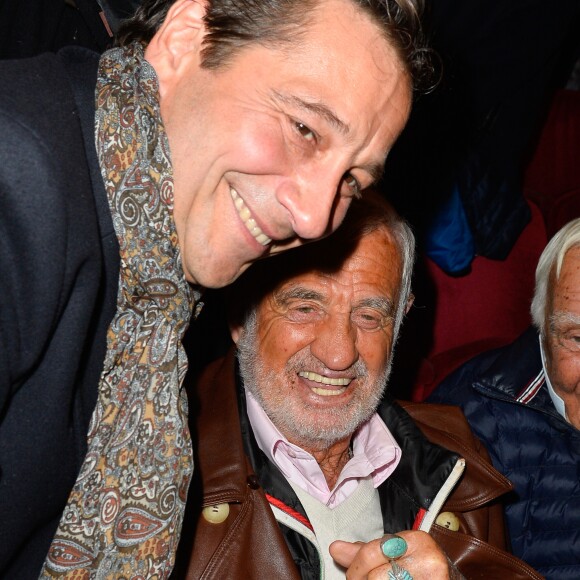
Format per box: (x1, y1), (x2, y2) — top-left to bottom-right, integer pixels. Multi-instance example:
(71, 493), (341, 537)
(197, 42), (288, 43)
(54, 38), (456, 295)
(381, 536), (407, 559)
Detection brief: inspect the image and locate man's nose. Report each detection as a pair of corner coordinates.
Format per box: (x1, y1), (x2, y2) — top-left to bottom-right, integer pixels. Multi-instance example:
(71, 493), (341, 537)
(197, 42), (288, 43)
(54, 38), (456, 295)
(310, 315), (359, 371)
(277, 166), (349, 240)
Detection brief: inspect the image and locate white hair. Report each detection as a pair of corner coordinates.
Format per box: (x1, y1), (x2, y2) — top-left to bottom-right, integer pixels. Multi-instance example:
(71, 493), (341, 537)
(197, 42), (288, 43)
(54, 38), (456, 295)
(531, 218), (580, 335)
(381, 216), (415, 340)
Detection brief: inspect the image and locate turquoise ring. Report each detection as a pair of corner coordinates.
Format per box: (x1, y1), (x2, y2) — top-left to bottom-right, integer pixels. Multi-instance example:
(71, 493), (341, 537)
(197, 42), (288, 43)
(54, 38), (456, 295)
(381, 535), (408, 560)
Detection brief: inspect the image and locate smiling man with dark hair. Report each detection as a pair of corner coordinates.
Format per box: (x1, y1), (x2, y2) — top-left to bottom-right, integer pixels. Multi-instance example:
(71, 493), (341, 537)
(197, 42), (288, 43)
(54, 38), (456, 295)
(0, 0), (432, 577)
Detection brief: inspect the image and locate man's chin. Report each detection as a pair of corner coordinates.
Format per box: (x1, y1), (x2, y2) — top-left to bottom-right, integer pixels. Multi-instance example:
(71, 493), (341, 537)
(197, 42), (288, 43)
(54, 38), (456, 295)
(276, 411), (361, 448)
(295, 431), (352, 450)
(185, 261), (242, 289)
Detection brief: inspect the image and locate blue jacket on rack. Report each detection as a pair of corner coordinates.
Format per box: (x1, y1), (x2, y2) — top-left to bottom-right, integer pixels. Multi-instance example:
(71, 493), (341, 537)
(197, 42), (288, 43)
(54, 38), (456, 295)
(429, 327), (580, 580)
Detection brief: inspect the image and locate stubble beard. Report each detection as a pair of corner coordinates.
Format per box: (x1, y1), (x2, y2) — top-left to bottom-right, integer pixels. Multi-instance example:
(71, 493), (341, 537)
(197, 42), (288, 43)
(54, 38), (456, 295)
(236, 313), (392, 450)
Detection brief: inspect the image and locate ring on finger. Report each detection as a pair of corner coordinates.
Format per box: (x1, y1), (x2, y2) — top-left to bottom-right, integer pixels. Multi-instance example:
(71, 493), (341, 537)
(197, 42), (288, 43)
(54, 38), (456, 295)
(381, 535), (408, 560)
(388, 561), (413, 580)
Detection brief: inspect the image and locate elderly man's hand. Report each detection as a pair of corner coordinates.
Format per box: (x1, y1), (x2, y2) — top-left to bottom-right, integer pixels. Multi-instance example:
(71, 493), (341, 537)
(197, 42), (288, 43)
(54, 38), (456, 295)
(329, 530), (464, 579)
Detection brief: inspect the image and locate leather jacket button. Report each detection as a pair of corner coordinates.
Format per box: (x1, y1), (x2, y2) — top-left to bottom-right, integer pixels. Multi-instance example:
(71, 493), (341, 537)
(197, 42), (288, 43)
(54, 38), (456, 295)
(202, 503), (230, 524)
(436, 511), (460, 531)
(247, 475), (260, 489)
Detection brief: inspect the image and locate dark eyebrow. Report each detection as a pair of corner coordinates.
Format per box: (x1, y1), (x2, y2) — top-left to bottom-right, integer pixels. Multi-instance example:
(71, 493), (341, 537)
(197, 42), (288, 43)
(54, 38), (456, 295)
(361, 163), (385, 185)
(355, 297), (395, 318)
(272, 90), (349, 136)
(274, 285), (326, 306)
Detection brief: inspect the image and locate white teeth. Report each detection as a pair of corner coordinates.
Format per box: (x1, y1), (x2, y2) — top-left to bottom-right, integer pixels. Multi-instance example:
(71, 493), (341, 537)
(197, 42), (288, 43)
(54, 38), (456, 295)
(239, 205), (251, 221)
(298, 372), (351, 396)
(230, 188), (272, 246)
(298, 371), (352, 387)
(312, 386), (346, 396)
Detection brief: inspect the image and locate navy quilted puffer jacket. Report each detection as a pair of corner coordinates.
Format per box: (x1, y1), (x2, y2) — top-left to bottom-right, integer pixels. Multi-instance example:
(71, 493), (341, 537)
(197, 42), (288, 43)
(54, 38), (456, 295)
(429, 327), (580, 580)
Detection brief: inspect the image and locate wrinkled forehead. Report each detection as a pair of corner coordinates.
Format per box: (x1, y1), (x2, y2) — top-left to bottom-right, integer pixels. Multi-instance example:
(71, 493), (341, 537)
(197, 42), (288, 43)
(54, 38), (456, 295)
(545, 248), (580, 334)
(553, 247), (580, 302)
(264, 228), (401, 302)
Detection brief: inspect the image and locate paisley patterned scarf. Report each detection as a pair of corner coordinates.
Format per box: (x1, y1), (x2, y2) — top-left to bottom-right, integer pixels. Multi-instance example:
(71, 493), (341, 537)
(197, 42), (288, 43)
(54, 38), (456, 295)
(41, 42), (201, 578)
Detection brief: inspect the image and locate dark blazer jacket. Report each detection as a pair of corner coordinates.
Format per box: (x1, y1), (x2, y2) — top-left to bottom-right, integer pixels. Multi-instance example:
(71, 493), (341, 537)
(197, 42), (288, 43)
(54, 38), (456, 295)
(0, 48), (119, 577)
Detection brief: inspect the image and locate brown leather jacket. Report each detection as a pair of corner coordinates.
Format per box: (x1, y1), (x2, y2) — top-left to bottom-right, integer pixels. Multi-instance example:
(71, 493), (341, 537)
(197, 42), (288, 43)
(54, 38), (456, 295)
(173, 351), (542, 579)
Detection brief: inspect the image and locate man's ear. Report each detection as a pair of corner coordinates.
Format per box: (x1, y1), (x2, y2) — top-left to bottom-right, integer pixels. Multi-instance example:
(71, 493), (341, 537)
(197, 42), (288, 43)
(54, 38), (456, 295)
(145, 0), (207, 87)
(405, 293), (415, 314)
(229, 323), (242, 345)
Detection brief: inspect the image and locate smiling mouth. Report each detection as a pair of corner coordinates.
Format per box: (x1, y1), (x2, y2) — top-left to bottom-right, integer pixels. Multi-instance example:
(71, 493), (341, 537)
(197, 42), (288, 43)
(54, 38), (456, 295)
(298, 371), (352, 396)
(230, 188), (272, 246)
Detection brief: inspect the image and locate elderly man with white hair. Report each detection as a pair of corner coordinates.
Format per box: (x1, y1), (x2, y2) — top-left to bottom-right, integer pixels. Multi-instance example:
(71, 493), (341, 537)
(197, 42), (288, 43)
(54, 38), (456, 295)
(430, 218), (580, 580)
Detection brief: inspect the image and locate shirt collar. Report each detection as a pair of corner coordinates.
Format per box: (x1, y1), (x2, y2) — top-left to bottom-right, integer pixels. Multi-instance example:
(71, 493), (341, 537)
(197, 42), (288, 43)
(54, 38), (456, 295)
(245, 388), (401, 507)
(539, 335), (569, 421)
